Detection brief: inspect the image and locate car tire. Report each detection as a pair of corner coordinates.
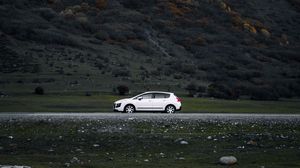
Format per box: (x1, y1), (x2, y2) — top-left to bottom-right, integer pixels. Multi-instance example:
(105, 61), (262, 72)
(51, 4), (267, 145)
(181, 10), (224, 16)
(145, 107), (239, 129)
(124, 104), (135, 113)
(165, 105), (175, 114)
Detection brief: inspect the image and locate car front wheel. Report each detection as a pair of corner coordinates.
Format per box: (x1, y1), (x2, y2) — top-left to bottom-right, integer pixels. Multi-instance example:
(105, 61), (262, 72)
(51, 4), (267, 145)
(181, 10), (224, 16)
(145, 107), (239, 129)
(165, 105), (175, 114)
(124, 105), (135, 113)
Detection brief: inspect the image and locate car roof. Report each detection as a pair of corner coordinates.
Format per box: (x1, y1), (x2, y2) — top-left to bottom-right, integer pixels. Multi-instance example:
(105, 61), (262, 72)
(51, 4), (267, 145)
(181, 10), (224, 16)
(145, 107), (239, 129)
(141, 91), (173, 94)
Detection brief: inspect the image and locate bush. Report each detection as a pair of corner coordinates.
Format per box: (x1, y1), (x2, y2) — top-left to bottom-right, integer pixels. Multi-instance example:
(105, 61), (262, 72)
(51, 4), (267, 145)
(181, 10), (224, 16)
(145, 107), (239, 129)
(287, 0), (300, 10)
(249, 86), (279, 101)
(96, 0), (108, 9)
(185, 82), (197, 97)
(207, 83), (240, 100)
(33, 7), (58, 21)
(34, 86), (44, 95)
(32, 64), (41, 73)
(94, 31), (109, 41)
(112, 68), (131, 77)
(116, 85), (129, 95)
(129, 40), (153, 55)
(121, 0), (155, 9)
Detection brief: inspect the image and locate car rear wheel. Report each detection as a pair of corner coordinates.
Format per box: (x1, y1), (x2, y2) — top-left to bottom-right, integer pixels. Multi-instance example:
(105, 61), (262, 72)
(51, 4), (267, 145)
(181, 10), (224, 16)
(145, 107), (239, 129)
(124, 105), (135, 113)
(165, 105), (175, 114)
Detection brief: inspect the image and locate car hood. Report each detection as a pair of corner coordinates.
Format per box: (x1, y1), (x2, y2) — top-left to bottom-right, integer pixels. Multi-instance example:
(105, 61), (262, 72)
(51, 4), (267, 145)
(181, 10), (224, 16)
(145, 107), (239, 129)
(115, 98), (131, 103)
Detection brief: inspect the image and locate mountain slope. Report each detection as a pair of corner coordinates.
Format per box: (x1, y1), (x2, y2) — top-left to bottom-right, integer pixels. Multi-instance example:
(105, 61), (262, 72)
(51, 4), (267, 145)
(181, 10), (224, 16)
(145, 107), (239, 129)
(0, 0), (300, 99)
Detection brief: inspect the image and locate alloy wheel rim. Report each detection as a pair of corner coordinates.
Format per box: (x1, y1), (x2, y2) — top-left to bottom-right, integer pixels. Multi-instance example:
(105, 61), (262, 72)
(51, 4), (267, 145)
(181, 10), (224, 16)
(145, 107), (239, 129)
(167, 106), (175, 113)
(126, 106), (134, 113)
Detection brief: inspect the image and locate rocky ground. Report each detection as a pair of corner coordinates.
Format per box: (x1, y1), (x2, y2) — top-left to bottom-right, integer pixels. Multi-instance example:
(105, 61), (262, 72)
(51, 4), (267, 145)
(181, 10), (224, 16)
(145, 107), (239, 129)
(0, 113), (299, 167)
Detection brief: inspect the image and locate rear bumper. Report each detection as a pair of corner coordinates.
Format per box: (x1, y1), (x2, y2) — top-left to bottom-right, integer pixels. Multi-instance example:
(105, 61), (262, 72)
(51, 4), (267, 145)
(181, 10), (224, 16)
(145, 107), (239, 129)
(177, 106), (182, 111)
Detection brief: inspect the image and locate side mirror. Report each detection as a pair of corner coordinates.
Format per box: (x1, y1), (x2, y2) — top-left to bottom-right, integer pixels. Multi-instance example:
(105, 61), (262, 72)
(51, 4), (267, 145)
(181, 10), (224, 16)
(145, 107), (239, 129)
(138, 97), (143, 100)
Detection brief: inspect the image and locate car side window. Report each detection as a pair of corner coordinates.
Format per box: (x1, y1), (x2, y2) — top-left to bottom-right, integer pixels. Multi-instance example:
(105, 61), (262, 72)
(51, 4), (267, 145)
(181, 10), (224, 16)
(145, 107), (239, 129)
(141, 93), (153, 99)
(154, 93), (170, 99)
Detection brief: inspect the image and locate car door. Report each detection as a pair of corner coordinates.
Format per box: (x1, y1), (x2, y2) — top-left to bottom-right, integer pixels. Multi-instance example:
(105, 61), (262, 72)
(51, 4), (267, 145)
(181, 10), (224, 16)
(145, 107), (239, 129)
(152, 93), (170, 110)
(133, 93), (153, 111)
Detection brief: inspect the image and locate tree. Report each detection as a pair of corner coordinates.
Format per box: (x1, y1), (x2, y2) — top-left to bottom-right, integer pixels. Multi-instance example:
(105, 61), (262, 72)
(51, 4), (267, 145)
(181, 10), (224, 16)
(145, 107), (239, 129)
(185, 82), (197, 97)
(117, 85), (129, 95)
(34, 86), (44, 95)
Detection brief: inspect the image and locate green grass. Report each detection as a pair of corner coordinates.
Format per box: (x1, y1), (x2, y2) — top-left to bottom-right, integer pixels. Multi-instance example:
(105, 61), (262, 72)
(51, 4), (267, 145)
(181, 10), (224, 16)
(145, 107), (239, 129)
(1, 93), (300, 113)
(0, 119), (299, 167)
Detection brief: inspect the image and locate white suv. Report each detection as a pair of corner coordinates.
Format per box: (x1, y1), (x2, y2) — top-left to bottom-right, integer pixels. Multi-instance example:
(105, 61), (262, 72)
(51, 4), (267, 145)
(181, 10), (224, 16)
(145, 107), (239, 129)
(113, 91), (182, 113)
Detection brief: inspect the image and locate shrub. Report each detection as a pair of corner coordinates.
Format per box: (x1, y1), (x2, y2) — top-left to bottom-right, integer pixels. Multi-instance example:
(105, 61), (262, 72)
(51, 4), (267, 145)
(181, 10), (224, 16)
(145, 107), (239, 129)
(249, 86), (279, 101)
(31, 64), (41, 73)
(287, 0), (300, 10)
(34, 86), (44, 95)
(33, 7), (58, 21)
(260, 29), (271, 38)
(129, 40), (153, 55)
(116, 85), (129, 95)
(197, 85), (206, 93)
(94, 31), (109, 41)
(181, 64), (196, 74)
(193, 36), (206, 46)
(94, 61), (104, 70)
(185, 82), (197, 97)
(112, 68), (131, 77)
(207, 83), (240, 99)
(96, 0), (108, 9)
(85, 92), (92, 96)
(121, 0), (155, 9)
(166, 2), (191, 16)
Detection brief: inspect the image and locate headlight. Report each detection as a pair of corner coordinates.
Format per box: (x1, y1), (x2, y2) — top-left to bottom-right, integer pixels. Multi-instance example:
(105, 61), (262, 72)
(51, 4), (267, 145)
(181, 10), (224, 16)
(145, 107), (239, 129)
(115, 103), (121, 108)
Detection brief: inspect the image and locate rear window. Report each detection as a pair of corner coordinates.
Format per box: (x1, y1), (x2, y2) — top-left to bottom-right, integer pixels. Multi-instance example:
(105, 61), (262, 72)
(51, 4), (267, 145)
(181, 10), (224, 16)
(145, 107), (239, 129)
(154, 93), (170, 99)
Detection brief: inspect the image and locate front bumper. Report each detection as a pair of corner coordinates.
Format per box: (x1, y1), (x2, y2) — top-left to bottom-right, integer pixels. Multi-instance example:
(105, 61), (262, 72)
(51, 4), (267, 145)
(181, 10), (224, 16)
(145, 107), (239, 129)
(113, 103), (122, 112)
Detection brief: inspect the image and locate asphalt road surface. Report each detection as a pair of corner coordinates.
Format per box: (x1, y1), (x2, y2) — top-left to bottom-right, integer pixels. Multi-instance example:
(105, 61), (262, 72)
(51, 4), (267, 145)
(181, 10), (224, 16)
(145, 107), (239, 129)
(0, 112), (300, 123)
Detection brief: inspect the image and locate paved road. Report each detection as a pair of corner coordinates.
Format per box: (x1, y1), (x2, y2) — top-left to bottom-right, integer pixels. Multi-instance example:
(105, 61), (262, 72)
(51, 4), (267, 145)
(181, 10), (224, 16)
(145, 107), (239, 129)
(0, 112), (300, 122)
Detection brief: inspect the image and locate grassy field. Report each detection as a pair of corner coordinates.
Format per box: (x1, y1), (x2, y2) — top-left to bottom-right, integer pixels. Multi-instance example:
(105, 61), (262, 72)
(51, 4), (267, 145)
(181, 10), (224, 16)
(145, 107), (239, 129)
(0, 118), (299, 167)
(1, 93), (300, 113)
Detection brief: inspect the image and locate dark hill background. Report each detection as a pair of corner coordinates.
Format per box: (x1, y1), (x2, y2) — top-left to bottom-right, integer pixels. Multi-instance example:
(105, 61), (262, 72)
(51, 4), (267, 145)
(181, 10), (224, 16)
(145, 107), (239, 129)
(0, 0), (300, 99)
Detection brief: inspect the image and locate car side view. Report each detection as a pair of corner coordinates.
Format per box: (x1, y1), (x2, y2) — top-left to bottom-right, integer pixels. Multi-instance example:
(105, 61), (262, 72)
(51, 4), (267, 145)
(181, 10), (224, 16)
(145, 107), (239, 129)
(113, 91), (182, 113)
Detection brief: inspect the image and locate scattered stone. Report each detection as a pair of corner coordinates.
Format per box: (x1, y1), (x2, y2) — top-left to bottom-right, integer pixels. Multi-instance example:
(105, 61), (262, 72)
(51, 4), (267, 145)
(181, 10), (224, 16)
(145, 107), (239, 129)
(260, 29), (271, 38)
(8, 136), (13, 139)
(70, 157), (80, 164)
(207, 136), (212, 140)
(180, 140), (189, 145)
(93, 144), (100, 147)
(48, 148), (55, 152)
(219, 156), (237, 165)
(247, 140), (258, 146)
(159, 152), (165, 158)
(177, 157), (185, 160)
(144, 159), (149, 162)
(64, 163), (70, 167)
(237, 146), (245, 149)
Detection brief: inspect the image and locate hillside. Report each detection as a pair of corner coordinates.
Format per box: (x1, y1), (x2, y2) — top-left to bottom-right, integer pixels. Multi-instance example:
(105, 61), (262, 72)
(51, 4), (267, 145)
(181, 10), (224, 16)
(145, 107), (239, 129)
(0, 0), (300, 99)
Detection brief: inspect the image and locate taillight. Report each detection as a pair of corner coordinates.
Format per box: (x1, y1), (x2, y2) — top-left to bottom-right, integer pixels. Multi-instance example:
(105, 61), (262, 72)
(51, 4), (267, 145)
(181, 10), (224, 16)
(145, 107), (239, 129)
(176, 97), (181, 102)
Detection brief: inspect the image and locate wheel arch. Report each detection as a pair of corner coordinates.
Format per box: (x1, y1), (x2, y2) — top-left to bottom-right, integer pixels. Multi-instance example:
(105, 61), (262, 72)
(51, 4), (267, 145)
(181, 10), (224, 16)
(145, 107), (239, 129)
(165, 104), (176, 110)
(124, 103), (136, 112)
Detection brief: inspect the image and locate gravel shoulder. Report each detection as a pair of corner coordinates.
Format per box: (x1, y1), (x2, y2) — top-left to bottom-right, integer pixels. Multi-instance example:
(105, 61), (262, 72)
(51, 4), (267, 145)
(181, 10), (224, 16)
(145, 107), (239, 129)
(0, 112), (300, 122)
